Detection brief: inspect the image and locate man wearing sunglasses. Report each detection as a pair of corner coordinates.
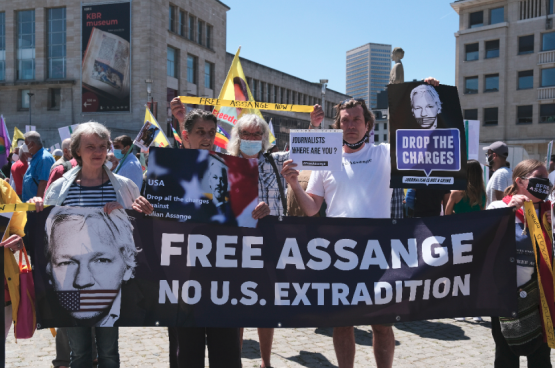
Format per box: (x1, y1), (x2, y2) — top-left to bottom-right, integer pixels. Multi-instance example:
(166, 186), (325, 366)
(281, 78), (439, 368)
(483, 141), (512, 206)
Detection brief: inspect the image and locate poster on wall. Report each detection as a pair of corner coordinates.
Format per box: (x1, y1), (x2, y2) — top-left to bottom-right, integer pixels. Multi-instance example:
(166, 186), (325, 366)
(81, 2), (131, 113)
(388, 82), (468, 189)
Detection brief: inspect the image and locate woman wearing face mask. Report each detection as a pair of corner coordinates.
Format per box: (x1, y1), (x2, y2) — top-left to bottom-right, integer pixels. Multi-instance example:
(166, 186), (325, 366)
(487, 159), (553, 367)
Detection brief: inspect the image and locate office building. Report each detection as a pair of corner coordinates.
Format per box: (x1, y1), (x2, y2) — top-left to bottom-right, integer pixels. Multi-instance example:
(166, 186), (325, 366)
(451, 0), (555, 160)
(346, 43), (391, 108)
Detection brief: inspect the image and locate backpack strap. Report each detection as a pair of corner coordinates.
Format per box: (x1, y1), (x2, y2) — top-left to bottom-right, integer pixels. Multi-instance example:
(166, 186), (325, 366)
(262, 149), (287, 217)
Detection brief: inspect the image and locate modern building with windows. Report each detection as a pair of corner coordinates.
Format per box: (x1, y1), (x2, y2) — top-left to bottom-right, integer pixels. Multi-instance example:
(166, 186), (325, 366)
(0, 0), (228, 145)
(452, 0), (555, 161)
(346, 43), (391, 109)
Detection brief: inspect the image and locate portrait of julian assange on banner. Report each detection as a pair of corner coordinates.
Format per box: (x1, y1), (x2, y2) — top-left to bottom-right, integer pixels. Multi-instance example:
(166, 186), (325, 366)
(388, 82), (468, 189)
(27, 205), (517, 329)
(81, 2), (131, 113)
(144, 147), (259, 228)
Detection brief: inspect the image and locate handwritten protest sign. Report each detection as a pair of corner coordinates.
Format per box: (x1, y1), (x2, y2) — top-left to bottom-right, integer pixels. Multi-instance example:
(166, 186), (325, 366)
(289, 130), (343, 171)
(180, 96), (314, 114)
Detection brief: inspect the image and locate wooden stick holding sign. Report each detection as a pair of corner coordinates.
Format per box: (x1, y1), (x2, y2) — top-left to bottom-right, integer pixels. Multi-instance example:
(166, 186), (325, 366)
(179, 96), (314, 113)
(289, 129), (343, 171)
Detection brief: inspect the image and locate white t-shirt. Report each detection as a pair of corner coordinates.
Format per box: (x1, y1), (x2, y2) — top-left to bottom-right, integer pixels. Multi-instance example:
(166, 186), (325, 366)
(306, 143), (392, 218)
(486, 166), (513, 207)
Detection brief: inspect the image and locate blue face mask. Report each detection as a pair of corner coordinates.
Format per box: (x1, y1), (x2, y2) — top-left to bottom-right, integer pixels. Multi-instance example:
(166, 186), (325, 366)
(240, 140), (262, 156)
(113, 149), (125, 160)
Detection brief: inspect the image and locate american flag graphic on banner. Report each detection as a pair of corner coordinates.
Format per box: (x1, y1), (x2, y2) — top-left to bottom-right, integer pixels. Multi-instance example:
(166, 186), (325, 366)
(57, 290), (118, 312)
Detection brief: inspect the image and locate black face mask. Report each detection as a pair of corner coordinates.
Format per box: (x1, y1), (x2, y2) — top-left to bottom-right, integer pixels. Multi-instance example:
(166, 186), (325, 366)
(526, 177), (552, 201)
(486, 153), (494, 167)
(343, 136), (366, 150)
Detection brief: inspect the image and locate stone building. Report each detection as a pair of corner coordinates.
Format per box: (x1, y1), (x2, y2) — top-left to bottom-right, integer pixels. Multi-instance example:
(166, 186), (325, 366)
(451, 0), (555, 161)
(231, 53), (351, 150)
(0, 0), (229, 146)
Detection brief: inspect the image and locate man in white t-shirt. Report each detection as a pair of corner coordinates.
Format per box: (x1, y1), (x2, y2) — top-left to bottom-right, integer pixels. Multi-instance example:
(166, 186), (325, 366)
(281, 78), (438, 368)
(484, 141), (512, 207)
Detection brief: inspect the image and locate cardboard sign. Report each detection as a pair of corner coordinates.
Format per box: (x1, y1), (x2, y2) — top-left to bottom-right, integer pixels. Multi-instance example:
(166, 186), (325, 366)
(289, 130), (343, 171)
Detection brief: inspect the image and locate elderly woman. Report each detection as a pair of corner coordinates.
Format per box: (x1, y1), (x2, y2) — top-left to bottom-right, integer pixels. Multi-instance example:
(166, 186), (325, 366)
(29, 121), (151, 368)
(488, 159), (553, 367)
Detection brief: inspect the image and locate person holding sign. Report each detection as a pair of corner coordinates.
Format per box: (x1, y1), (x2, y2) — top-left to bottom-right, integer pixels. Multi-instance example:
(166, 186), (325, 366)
(282, 78), (439, 368)
(487, 159), (553, 367)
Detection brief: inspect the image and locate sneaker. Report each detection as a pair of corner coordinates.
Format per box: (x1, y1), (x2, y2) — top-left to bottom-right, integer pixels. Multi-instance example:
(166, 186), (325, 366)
(473, 317), (483, 322)
(454, 317), (465, 321)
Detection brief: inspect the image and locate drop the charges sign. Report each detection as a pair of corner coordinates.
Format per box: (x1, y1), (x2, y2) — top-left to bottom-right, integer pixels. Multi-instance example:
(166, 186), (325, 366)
(289, 130), (343, 171)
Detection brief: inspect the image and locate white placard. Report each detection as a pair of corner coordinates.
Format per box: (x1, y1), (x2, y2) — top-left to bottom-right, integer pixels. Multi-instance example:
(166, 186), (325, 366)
(58, 124), (80, 142)
(25, 125), (36, 133)
(465, 120), (480, 161)
(289, 129), (343, 171)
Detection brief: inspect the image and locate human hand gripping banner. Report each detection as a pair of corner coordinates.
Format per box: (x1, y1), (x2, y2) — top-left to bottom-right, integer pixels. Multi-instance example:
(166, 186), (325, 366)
(388, 82), (468, 189)
(25, 206), (517, 329)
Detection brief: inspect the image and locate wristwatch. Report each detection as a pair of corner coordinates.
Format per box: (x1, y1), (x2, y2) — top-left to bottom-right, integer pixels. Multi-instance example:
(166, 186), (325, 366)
(309, 122), (320, 129)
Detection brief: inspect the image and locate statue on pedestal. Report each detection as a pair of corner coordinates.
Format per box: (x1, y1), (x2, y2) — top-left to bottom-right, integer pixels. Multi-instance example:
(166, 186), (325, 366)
(389, 47), (405, 85)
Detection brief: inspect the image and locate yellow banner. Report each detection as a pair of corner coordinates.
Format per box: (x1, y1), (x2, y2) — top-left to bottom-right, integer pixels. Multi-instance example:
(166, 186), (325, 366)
(0, 203), (41, 213)
(524, 201), (555, 348)
(180, 96), (314, 114)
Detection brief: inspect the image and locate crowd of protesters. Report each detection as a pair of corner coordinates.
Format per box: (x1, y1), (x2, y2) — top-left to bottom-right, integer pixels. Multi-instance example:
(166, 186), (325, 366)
(0, 77), (553, 368)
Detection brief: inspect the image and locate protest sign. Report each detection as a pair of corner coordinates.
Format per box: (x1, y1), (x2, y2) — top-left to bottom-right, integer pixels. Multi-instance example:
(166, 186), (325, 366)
(26, 206), (516, 328)
(289, 130), (343, 171)
(133, 120), (160, 150)
(182, 96), (314, 114)
(464, 120), (480, 161)
(388, 82), (468, 189)
(547, 140), (553, 168)
(144, 147), (259, 228)
(58, 125), (80, 142)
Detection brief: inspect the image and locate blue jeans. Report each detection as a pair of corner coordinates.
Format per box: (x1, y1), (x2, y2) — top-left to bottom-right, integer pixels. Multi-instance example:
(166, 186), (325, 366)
(66, 327), (119, 368)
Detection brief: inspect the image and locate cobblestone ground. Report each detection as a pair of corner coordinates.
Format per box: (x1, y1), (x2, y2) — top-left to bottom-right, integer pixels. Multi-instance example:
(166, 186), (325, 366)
(5, 318), (552, 367)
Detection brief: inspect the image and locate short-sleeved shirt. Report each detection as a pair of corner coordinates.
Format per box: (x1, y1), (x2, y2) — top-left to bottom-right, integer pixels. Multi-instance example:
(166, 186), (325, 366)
(486, 166), (512, 207)
(10, 160), (28, 196)
(307, 143), (392, 218)
(116, 153), (143, 190)
(22, 148), (55, 201)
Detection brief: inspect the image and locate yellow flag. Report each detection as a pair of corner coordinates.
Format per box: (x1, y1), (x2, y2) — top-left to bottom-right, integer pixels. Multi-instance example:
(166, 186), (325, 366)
(212, 47), (276, 145)
(11, 127), (25, 153)
(144, 107), (171, 148)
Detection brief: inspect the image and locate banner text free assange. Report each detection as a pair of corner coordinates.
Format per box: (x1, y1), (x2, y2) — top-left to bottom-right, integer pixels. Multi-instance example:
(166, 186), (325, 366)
(158, 232), (474, 307)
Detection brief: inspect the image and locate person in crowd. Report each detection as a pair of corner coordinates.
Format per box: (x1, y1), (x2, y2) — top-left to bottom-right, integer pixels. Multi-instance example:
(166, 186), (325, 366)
(445, 159), (486, 322)
(22, 131), (55, 201)
(484, 141), (512, 206)
(29, 122), (151, 368)
(50, 138), (73, 174)
(1, 152), (14, 179)
(487, 159), (552, 367)
(11, 146), (29, 197)
(52, 149), (63, 162)
(112, 135), (143, 189)
(281, 78), (439, 368)
(548, 155), (555, 187)
(165, 105), (244, 368)
(412, 189), (450, 218)
(106, 152), (119, 172)
(45, 158), (77, 191)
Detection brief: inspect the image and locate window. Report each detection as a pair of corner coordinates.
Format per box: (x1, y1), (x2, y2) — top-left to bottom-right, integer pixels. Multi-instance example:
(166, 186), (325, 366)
(260, 83), (266, 102)
(252, 79), (257, 99)
(48, 88), (61, 110)
(551, 0), (554, 14)
(485, 74), (499, 92)
(188, 15), (194, 41)
(465, 43), (479, 61)
(519, 35), (534, 55)
(485, 40), (499, 59)
(204, 62), (213, 89)
(168, 6), (175, 32)
(374, 134), (379, 143)
(464, 109), (478, 120)
(197, 21), (203, 45)
(542, 67), (555, 87)
(540, 104), (555, 123)
(384, 122), (387, 130)
(490, 7), (504, 24)
(465, 76), (478, 94)
(484, 107), (498, 125)
(0, 13), (5, 81)
(17, 10), (35, 80)
(167, 47), (176, 77)
(47, 8), (66, 79)
(178, 11), (185, 36)
(383, 134), (387, 142)
(518, 70), (533, 89)
(542, 32), (555, 51)
(266, 84), (271, 102)
(517, 105), (533, 124)
(187, 55), (196, 84)
(273, 85), (278, 103)
(469, 11), (483, 28)
(20, 90), (30, 109)
(206, 25), (212, 49)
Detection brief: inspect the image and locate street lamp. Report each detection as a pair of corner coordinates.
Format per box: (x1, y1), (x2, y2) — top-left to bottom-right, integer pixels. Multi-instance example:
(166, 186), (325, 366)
(27, 92), (34, 127)
(145, 78), (153, 103)
(319, 79), (328, 129)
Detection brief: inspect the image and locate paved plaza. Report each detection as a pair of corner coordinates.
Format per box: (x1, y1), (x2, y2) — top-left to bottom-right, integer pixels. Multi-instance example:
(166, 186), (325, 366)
(6, 317), (553, 367)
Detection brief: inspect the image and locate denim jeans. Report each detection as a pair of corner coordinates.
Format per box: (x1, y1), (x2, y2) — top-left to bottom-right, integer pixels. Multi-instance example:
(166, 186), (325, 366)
(66, 327), (119, 368)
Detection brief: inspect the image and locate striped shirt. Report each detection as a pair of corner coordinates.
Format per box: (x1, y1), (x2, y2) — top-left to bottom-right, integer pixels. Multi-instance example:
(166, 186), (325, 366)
(62, 181), (117, 208)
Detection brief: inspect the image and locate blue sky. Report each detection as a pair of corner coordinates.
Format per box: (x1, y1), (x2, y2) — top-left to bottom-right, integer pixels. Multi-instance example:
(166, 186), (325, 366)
(225, 0), (459, 94)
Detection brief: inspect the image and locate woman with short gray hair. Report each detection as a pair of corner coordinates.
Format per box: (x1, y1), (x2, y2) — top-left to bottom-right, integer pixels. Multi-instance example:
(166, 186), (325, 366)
(28, 121), (153, 368)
